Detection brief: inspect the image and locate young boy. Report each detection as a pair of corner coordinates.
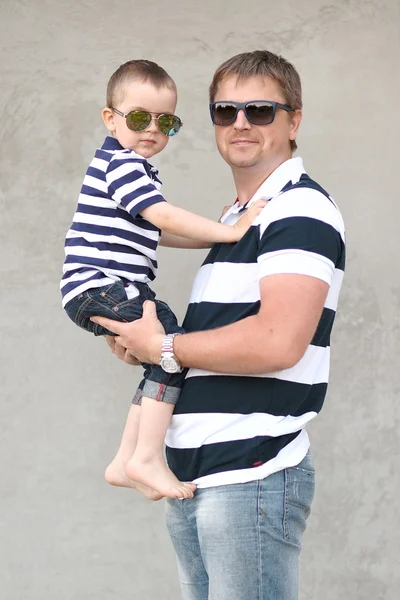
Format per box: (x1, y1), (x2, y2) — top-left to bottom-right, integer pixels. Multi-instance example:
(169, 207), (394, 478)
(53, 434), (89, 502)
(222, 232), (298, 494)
(61, 60), (265, 500)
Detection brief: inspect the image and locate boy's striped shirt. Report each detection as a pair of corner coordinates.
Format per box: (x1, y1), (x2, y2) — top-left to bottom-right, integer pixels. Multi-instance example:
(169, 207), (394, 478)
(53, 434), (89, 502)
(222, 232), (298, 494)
(165, 157), (346, 488)
(61, 136), (165, 307)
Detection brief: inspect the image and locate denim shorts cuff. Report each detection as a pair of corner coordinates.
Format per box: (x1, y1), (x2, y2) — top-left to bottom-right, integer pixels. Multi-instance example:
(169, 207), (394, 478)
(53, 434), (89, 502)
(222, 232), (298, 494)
(142, 381), (181, 405)
(132, 388), (143, 406)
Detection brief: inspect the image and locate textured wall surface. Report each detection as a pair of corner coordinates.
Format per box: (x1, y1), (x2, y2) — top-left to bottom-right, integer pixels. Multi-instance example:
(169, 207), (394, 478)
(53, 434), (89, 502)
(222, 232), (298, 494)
(1, 0), (399, 598)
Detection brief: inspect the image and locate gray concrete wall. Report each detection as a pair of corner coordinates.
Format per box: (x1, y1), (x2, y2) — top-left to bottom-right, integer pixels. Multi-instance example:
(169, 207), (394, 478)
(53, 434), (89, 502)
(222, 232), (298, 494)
(1, 0), (399, 598)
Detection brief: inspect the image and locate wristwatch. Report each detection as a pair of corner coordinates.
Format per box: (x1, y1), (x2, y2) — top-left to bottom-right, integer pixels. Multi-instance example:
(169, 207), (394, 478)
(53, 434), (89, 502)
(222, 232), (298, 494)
(159, 333), (183, 373)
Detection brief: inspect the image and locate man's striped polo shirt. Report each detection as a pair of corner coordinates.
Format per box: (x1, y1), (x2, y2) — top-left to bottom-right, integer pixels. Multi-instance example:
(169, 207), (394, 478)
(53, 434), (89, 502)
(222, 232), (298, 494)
(165, 157), (346, 488)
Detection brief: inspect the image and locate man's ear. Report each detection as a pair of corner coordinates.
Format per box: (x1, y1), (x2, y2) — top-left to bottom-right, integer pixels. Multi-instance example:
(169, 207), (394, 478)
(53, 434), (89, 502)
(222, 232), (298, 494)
(289, 109), (302, 142)
(102, 107), (116, 132)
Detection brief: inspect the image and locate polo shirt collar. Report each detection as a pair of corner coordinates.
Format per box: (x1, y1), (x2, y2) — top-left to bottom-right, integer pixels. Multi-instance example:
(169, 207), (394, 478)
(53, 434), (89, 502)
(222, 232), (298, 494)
(102, 136), (124, 151)
(232, 157), (306, 214)
(101, 136), (159, 175)
(251, 156), (306, 202)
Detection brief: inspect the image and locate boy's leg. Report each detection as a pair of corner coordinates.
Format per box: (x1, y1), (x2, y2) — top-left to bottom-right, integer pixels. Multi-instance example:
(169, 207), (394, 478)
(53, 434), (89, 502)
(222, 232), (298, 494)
(125, 395), (196, 499)
(69, 283), (191, 497)
(105, 400), (163, 500)
(105, 403), (140, 488)
(123, 292), (194, 498)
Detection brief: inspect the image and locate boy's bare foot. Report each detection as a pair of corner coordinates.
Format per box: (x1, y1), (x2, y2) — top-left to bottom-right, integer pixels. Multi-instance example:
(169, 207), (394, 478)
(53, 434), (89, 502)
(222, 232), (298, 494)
(105, 459), (137, 489)
(133, 482), (164, 501)
(125, 454), (196, 499)
(104, 460), (163, 501)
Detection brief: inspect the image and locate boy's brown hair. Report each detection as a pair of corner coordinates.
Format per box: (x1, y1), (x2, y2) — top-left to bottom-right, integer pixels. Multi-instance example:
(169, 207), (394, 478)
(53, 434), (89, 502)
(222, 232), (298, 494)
(106, 59), (176, 108)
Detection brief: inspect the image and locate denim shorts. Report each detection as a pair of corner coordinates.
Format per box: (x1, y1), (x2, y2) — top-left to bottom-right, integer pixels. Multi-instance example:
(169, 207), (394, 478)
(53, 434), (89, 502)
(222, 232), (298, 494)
(64, 281), (186, 404)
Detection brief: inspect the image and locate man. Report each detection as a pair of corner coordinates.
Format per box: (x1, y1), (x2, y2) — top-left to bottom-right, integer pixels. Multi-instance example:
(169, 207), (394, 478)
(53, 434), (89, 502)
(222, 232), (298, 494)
(93, 50), (346, 600)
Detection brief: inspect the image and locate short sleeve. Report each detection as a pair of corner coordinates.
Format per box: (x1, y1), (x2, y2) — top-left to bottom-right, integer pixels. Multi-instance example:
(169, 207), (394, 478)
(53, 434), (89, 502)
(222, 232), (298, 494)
(257, 189), (345, 286)
(106, 153), (165, 217)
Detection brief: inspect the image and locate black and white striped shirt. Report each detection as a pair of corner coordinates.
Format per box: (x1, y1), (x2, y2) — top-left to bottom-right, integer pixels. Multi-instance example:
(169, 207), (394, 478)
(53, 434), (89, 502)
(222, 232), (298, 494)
(165, 157), (346, 488)
(61, 137), (165, 307)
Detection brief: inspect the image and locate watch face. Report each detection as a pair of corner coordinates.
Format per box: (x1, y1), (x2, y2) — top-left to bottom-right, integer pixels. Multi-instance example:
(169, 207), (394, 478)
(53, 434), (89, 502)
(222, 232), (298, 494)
(160, 357), (181, 373)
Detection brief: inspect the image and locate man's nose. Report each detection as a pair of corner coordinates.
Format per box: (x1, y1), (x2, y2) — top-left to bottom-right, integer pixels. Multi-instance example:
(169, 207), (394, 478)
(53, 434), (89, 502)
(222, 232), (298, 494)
(233, 109), (251, 130)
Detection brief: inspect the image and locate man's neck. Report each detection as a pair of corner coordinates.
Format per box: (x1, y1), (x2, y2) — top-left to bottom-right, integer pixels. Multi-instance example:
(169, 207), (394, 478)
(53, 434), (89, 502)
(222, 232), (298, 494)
(233, 154), (292, 206)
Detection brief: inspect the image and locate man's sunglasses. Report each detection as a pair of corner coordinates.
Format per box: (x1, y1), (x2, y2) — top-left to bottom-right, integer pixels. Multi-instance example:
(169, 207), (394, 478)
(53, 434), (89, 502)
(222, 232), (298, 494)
(112, 108), (183, 137)
(209, 100), (294, 126)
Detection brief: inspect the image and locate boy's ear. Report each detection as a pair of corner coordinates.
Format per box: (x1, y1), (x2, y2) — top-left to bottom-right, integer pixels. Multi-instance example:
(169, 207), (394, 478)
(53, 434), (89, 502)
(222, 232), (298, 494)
(102, 107), (116, 132)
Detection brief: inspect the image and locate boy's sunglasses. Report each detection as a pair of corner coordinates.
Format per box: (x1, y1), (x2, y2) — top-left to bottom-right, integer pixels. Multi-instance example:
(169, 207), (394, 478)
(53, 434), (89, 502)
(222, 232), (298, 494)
(112, 107), (183, 137)
(209, 100), (294, 126)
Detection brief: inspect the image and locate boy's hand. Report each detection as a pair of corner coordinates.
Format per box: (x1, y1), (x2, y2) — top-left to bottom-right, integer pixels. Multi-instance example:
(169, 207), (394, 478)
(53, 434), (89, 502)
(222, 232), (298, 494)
(218, 205), (232, 222)
(232, 199), (268, 239)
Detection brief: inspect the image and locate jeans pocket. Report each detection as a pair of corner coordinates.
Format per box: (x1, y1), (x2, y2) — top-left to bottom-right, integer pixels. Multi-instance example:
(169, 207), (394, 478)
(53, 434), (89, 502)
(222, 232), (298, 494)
(93, 281), (129, 305)
(283, 461), (315, 546)
(293, 451), (315, 475)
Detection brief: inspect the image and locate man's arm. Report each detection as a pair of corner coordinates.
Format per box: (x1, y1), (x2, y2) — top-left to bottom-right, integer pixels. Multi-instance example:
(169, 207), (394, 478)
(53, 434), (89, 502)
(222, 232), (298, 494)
(172, 273), (328, 373)
(91, 272), (328, 373)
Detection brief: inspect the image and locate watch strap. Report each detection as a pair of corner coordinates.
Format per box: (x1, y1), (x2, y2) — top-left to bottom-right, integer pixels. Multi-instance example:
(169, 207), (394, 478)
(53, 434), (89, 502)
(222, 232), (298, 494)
(161, 333), (181, 356)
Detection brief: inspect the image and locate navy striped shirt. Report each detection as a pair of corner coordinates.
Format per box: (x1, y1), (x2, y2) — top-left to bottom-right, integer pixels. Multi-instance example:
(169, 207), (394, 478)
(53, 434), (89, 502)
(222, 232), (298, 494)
(61, 137), (165, 306)
(165, 157), (346, 488)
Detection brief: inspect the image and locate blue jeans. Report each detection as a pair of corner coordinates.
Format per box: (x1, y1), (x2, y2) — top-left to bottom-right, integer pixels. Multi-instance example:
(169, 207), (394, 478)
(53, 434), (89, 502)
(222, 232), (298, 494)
(166, 452), (315, 600)
(64, 281), (186, 404)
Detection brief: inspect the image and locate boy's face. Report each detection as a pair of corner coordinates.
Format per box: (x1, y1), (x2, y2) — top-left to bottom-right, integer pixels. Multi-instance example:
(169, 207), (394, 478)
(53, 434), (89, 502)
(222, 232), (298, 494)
(102, 81), (177, 159)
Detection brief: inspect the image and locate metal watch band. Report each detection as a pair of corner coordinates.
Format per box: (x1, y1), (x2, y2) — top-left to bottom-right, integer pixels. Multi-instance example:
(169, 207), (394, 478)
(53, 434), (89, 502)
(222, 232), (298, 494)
(161, 333), (180, 356)
(159, 333), (182, 373)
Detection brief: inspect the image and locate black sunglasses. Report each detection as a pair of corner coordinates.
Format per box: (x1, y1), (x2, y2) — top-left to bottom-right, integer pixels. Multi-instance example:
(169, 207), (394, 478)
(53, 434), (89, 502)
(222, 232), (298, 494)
(111, 108), (183, 137)
(209, 100), (294, 126)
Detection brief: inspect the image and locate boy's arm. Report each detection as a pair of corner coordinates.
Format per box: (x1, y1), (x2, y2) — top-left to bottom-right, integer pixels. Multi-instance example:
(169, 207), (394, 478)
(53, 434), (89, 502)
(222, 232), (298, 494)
(107, 156), (262, 244)
(159, 205), (234, 248)
(159, 231), (212, 249)
(140, 201), (266, 244)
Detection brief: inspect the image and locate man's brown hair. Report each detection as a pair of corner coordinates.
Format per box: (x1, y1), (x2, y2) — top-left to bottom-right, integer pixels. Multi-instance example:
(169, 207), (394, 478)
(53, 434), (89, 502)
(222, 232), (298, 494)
(209, 50), (302, 152)
(106, 59), (177, 108)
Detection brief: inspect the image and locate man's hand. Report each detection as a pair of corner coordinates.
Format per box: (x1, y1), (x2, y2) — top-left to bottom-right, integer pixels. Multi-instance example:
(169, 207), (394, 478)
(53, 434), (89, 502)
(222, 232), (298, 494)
(104, 335), (141, 365)
(91, 301), (166, 365)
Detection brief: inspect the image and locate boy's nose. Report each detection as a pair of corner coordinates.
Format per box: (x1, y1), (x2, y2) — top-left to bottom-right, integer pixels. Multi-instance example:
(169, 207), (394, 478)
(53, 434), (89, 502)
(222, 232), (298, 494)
(146, 117), (159, 132)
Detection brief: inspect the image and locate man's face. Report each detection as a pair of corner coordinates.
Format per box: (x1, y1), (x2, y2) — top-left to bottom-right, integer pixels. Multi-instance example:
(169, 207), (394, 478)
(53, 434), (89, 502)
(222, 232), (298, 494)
(104, 81), (177, 159)
(213, 75), (301, 173)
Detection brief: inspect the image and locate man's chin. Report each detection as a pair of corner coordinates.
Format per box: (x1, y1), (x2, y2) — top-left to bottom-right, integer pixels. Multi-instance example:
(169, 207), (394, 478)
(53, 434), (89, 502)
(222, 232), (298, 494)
(229, 158), (259, 168)
(225, 147), (260, 169)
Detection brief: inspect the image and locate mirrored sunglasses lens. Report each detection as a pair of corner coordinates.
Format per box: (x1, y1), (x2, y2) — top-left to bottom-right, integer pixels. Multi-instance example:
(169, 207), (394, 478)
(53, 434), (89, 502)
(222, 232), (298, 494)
(158, 115), (182, 136)
(212, 103), (237, 125)
(126, 111), (152, 131)
(246, 103), (274, 125)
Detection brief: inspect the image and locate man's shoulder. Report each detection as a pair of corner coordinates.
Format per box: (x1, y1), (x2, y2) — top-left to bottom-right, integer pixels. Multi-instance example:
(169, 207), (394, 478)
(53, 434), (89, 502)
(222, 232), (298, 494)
(258, 173), (345, 237)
